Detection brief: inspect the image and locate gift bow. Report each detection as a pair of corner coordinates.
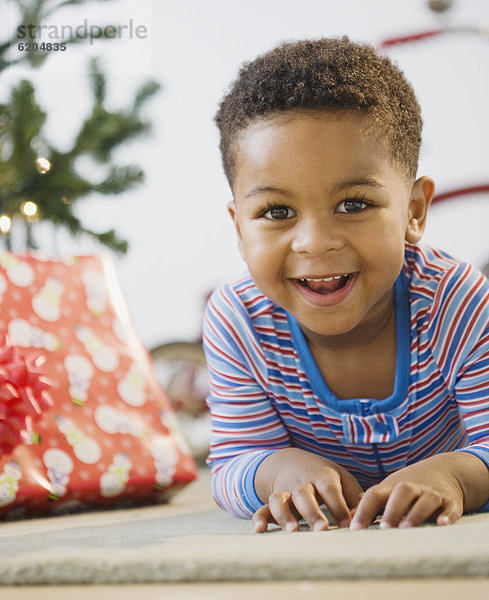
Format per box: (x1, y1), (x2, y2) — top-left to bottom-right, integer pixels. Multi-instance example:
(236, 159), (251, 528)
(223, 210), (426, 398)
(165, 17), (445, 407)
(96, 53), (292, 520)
(0, 336), (53, 456)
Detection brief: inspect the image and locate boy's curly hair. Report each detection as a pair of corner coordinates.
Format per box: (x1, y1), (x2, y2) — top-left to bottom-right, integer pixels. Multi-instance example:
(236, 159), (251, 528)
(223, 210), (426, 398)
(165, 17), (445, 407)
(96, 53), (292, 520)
(215, 36), (422, 185)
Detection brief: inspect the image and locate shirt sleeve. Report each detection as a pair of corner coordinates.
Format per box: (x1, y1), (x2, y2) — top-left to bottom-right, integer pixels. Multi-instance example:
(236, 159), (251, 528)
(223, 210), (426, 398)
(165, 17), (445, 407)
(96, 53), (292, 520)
(429, 263), (489, 511)
(202, 284), (291, 518)
(453, 323), (489, 512)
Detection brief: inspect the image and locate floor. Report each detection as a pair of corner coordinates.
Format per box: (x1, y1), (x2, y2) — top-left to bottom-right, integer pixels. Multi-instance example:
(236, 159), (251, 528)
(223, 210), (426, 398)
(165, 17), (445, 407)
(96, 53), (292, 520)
(2, 580), (489, 600)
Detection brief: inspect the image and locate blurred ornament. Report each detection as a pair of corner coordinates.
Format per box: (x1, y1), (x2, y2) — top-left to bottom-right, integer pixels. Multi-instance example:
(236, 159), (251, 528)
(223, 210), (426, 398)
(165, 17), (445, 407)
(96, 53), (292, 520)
(0, 336), (53, 456)
(150, 341), (210, 463)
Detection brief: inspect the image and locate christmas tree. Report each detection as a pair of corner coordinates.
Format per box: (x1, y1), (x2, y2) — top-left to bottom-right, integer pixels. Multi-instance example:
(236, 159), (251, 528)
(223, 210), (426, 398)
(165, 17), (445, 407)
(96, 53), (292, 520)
(0, 0), (160, 253)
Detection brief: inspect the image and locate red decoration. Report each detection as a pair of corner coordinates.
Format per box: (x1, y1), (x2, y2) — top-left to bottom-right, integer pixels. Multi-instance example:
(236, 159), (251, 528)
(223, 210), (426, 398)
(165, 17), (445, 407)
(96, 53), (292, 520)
(0, 336), (52, 456)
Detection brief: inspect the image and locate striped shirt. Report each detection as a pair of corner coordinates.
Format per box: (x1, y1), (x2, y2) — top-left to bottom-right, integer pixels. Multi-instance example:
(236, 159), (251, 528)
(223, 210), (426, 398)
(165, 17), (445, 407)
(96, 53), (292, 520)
(203, 243), (489, 518)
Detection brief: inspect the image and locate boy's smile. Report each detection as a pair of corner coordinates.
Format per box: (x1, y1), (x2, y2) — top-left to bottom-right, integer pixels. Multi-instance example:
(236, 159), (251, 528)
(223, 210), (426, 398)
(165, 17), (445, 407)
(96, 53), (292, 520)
(293, 272), (356, 307)
(229, 111), (433, 347)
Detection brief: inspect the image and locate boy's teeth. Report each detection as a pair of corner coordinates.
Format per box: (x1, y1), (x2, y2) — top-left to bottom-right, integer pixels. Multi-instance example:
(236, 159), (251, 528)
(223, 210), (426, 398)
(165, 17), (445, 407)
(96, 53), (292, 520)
(297, 273), (352, 295)
(301, 274), (348, 282)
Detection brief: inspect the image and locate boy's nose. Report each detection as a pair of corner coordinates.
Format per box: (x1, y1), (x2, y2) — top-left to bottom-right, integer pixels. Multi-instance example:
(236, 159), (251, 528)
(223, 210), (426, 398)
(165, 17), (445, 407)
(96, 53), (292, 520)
(291, 218), (344, 256)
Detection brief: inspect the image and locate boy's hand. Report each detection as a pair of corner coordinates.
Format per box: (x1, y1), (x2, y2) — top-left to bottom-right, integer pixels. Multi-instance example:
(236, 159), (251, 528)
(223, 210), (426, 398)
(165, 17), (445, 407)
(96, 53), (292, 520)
(350, 452), (489, 530)
(252, 448), (363, 533)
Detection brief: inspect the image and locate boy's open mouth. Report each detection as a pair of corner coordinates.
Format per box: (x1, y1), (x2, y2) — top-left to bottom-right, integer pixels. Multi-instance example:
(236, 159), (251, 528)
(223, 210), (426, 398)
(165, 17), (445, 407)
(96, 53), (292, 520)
(296, 273), (353, 295)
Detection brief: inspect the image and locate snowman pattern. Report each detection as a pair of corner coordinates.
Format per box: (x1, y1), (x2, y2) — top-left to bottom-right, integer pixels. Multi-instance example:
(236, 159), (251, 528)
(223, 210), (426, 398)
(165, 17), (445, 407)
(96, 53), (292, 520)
(0, 461), (22, 507)
(95, 405), (145, 437)
(64, 354), (94, 406)
(32, 277), (64, 321)
(76, 325), (119, 372)
(8, 318), (60, 351)
(150, 436), (178, 489)
(99, 453), (131, 497)
(82, 269), (106, 316)
(118, 362), (147, 407)
(43, 449), (73, 498)
(56, 416), (102, 464)
(0, 253), (34, 287)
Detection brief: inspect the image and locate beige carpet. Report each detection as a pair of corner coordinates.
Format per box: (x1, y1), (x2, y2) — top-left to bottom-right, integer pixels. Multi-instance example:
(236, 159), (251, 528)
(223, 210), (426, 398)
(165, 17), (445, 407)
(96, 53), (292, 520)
(0, 469), (488, 585)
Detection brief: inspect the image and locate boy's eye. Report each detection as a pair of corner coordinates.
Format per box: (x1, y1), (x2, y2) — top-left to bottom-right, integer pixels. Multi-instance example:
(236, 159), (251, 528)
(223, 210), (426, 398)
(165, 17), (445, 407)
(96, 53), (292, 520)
(336, 199), (370, 213)
(263, 206), (296, 220)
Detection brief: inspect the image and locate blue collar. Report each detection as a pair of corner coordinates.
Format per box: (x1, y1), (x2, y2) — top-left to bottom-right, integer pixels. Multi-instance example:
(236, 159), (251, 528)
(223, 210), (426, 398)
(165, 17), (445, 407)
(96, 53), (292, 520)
(286, 272), (410, 415)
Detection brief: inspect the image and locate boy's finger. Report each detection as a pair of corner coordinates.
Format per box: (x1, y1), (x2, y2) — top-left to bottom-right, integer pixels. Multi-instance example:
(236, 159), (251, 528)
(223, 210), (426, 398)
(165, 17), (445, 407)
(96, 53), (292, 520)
(268, 491), (301, 532)
(315, 479), (352, 528)
(340, 471), (365, 510)
(397, 490), (443, 528)
(291, 484), (329, 531)
(252, 504), (275, 533)
(350, 485), (389, 530)
(435, 498), (461, 527)
(380, 483), (421, 528)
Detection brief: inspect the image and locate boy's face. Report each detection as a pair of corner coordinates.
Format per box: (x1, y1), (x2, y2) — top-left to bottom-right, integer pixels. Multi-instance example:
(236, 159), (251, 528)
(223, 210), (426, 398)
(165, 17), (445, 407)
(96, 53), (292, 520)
(228, 111), (433, 344)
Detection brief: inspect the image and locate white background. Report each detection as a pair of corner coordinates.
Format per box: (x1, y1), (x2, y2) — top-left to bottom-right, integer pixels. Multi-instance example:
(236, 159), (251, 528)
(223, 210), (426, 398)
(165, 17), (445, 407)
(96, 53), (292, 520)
(2, 0), (489, 348)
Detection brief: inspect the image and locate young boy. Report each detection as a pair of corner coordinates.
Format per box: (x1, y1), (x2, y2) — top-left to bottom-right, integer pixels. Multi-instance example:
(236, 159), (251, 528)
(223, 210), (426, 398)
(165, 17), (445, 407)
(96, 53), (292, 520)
(203, 37), (489, 533)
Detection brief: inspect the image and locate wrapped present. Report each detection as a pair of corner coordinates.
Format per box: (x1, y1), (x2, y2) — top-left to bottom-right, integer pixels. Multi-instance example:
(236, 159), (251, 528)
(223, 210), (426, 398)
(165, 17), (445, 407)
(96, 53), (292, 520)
(0, 252), (197, 518)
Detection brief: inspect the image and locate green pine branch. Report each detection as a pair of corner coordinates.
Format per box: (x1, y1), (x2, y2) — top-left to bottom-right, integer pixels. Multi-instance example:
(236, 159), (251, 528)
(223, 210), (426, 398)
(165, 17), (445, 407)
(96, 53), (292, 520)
(0, 70), (160, 252)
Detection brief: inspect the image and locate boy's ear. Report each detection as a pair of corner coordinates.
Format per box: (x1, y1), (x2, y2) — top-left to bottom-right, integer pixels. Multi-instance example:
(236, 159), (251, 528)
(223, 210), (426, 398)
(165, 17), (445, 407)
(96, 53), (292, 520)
(405, 176), (435, 244)
(227, 200), (245, 258)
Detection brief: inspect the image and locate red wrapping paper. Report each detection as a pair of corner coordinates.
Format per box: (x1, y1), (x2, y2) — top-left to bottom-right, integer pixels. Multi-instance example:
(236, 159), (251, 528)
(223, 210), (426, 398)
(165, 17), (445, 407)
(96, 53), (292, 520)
(0, 252), (197, 518)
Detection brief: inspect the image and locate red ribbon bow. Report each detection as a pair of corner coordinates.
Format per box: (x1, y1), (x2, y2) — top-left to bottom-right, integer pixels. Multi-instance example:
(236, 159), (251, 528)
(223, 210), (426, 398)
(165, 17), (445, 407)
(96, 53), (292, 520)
(0, 336), (53, 456)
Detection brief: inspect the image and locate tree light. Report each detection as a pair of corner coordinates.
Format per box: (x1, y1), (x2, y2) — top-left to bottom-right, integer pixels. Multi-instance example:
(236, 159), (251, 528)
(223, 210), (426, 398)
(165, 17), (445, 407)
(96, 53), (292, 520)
(36, 157), (51, 175)
(21, 201), (38, 217)
(0, 215), (12, 234)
